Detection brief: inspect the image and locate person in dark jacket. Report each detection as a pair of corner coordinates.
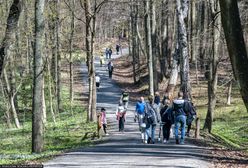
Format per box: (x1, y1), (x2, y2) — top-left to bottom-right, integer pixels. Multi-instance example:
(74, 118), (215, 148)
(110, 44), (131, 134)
(160, 99), (174, 143)
(173, 91), (186, 144)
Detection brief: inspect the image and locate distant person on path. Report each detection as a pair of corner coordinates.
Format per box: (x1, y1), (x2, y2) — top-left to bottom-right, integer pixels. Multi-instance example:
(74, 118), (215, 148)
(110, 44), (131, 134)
(105, 48), (109, 59)
(173, 91), (187, 144)
(135, 97), (146, 142)
(107, 61), (114, 78)
(144, 95), (160, 144)
(120, 90), (129, 110)
(100, 108), (108, 135)
(108, 48), (112, 59)
(100, 54), (105, 67)
(116, 102), (126, 132)
(96, 74), (100, 90)
(160, 100), (174, 143)
(116, 44), (120, 55)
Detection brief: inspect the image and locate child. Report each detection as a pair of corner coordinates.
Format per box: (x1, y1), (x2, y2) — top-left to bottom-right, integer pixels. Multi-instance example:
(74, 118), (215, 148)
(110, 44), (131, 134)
(100, 107), (108, 135)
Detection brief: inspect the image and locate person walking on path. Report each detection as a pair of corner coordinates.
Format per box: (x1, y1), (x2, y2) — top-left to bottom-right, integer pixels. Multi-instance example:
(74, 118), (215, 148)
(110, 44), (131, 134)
(108, 48), (113, 59)
(100, 108), (109, 135)
(120, 90), (129, 110)
(160, 100), (174, 143)
(116, 44), (120, 55)
(144, 95), (160, 144)
(107, 61), (114, 79)
(116, 102), (126, 132)
(99, 54), (105, 67)
(135, 97), (146, 142)
(173, 91), (187, 144)
(96, 74), (100, 90)
(105, 48), (109, 59)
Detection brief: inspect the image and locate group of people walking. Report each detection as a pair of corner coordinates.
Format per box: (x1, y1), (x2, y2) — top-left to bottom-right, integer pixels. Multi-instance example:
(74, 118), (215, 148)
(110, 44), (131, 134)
(99, 91), (196, 144)
(135, 91), (197, 144)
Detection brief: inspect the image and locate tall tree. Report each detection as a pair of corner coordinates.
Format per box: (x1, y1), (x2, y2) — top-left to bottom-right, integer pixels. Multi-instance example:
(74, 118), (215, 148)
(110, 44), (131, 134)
(0, 0), (23, 76)
(32, 0), (45, 153)
(203, 0), (220, 133)
(219, 0), (248, 112)
(144, 0), (154, 96)
(160, 0), (169, 79)
(176, 0), (191, 99)
(69, 0), (75, 104)
(150, 0), (158, 92)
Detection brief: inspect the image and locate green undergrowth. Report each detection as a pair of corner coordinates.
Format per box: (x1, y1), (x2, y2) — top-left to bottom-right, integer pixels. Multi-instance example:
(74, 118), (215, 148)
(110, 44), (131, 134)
(0, 87), (96, 165)
(211, 103), (248, 151)
(194, 85), (248, 152)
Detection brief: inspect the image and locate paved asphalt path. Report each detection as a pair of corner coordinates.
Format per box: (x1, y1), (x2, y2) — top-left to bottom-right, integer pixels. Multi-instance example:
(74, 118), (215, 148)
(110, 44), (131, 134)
(44, 49), (212, 168)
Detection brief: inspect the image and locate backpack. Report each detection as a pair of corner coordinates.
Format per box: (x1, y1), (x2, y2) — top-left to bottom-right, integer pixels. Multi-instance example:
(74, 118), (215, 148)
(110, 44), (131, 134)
(161, 107), (175, 124)
(145, 103), (156, 125)
(173, 100), (185, 116)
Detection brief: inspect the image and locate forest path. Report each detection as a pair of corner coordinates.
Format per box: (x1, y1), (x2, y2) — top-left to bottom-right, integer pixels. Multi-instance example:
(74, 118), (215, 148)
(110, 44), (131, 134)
(44, 48), (213, 168)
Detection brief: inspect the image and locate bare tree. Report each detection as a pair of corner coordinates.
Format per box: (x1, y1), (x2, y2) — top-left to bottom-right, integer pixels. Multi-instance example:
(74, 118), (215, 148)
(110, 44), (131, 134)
(203, 0), (220, 133)
(177, 0), (191, 99)
(32, 0), (45, 153)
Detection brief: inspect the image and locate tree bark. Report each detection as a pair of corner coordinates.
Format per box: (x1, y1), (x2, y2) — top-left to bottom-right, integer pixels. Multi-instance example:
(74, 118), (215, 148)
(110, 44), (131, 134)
(0, 0), (22, 76)
(160, 0), (169, 79)
(32, 0), (45, 153)
(227, 80), (232, 105)
(144, 0), (154, 96)
(150, 0), (158, 92)
(177, 0), (191, 99)
(69, 0), (75, 105)
(203, 0), (220, 133)
(219, 0), (248, 112)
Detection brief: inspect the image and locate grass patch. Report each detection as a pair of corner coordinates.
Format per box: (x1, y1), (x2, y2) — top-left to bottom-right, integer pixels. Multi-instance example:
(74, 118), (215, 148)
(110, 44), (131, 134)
(193, 84), (248, 151)
(0, 87), (96, 165)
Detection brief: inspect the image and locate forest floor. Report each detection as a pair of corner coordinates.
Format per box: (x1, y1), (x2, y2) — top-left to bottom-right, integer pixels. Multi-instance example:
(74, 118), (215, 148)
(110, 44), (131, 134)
(112, 54), (248, 168)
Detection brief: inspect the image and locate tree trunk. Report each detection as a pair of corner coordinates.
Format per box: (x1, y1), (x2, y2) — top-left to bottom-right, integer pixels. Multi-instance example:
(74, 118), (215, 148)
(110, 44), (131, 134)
(150, 0), (158, 92)
(131, 0), (137, 84)
(69, 0), (75, 104)
(203, 0), (220, 133)
(199, 0), (206, 71)
(160, 0), (169, 79)
(56, 0), (62, 112)
(3, 69), (20, 128)
(32, 0), (45, 153)
(166, 43), (180, 97)
(189, 0), (196, 62)
(227, 80), (232, 105)
(144, 0), (154, 96)
(0, 0), (22, 76)
(0, 79), (12, 128)
(177, 0), (191, 99)
(219, 0), (248, 112)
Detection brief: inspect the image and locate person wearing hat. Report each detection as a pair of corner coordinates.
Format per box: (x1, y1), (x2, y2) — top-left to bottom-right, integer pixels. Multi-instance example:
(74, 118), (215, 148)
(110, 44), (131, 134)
(100, 107), (108, 135)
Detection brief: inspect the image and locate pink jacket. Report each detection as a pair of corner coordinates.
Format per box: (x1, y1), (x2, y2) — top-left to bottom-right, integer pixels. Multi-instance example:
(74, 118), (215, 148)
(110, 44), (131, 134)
(101, 111), (107, 125)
